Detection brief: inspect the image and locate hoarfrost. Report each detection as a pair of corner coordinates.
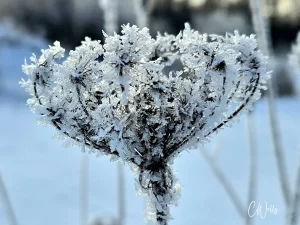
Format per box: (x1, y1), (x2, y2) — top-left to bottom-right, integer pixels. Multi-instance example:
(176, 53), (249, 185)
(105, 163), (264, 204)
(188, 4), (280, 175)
(21, 23), (270, 225)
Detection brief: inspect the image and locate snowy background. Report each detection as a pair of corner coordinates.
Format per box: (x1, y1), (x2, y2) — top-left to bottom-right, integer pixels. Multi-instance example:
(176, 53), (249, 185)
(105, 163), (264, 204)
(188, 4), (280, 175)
(1, 0), (300, 225)
(1, 99), (300, 225)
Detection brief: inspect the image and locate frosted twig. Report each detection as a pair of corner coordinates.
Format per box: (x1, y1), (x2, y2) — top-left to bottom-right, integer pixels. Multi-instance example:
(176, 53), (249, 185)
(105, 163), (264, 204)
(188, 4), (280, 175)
(0, 172), (19, 225)
(200, 149), (246, 218)
(245, 112), (257, 225)
(249, 0), (291, 206)
(289, 152), (300, 225)
(80, 150), (89, 225)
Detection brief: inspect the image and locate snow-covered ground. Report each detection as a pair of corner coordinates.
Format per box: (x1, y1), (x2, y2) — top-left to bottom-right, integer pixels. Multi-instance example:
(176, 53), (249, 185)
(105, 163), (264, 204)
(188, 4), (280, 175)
(0, 98), (299, 225)
(0, 23), (300, 225)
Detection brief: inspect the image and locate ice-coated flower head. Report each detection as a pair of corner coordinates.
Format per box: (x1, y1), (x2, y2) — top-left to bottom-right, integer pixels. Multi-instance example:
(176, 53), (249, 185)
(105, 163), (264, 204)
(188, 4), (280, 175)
(21, 23), (270, 225)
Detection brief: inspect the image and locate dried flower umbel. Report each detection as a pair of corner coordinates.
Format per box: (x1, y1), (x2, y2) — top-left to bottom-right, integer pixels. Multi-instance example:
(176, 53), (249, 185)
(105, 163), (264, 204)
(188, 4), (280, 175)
(21, 24), (270, 225)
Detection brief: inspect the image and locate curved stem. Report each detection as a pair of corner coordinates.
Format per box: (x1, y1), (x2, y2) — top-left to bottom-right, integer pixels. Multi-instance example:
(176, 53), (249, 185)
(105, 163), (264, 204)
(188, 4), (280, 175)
(165, 72), (260, 161)
(32, 80), (120, 159)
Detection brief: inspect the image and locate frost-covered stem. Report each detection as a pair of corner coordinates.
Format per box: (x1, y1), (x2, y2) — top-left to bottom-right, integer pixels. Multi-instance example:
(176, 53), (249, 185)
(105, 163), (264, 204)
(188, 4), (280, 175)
(80, 154), (89, 225)
(245, 112), (257, 225)
(200, 149), (245, 218)
(0, 173), (19, 225)
(289, 152), (300, 225)
(117, 162), (125, 225)
(99, 0), (118, 34)
(249, 0), (291, 206)
(132, 0), (149, 28)
(139, 159), (174, 225)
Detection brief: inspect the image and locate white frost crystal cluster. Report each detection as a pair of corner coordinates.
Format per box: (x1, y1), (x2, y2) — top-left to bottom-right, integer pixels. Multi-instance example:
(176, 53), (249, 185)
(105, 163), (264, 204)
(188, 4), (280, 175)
(21, 23), (269, 225)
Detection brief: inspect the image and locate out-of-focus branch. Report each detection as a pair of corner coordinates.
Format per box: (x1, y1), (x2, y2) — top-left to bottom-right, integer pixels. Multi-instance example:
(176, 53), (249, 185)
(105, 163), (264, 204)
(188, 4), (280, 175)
(145, 0), (156, 15)
(131, 0), (149, 28)
(117, 162), (125, 225)
(0, 172), (19, 225)
(245, 112), (257, 225)
(99, 0), (118, 34)
(80, 151), (89, 225)
(200, 149), (246, 218)
(249, 0), (291, 207)
(289, 152), (300, 225)
(211, 134), (224, 161)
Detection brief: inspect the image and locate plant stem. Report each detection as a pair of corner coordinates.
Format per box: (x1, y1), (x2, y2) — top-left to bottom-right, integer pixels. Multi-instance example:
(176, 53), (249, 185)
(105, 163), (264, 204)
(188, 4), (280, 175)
(245, 112), (257, 225)
(289, 152), (300, 225)
(248, 0), (291, 207)
(200, 149), (246, 218)
(131, 0), (149, 28)
(117, 162), (125, 225)
(0, 172), (19, 225)
(80, 154), (89, 225)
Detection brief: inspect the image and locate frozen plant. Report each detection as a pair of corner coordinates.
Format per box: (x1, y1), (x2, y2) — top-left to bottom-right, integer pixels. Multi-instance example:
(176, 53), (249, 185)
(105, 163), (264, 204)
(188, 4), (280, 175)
(20, 23), (270, 225)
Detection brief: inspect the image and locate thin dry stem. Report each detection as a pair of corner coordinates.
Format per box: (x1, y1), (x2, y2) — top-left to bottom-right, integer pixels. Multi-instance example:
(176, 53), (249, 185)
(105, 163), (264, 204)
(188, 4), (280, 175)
(249, 0), (291, 206)
(245, 112), (258, 225)
(80, 154), (89, 225)
(0, 172), (19, 225)
(289, 152), (300, 225)
(131, 0), (149, 28)
(99, 0), (118, 35)
(117, 162), (125, 225)
(200, 149), (246, 218)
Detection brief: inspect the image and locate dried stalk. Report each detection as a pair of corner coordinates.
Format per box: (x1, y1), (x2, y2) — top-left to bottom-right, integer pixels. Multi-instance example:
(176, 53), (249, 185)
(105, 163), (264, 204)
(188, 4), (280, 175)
(245, 112), (258, 225)
(99, 0), (118, 35)
(117, 162), (125, 225)
(80, 153), (89, 225)
(289, 152), (300, 225)
(248, 0), (291, 206)
(131, 0), (149, 28)
(200, 149), (246, 218)
(0, 172), (19, 225)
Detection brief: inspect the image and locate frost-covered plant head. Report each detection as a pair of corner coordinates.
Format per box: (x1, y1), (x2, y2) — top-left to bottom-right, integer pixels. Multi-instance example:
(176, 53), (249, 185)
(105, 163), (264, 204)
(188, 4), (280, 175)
(21, 23), (270, 225)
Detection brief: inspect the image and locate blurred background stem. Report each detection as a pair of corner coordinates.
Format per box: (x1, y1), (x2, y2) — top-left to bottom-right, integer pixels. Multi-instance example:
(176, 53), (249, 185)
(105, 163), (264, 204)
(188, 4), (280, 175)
(0, 172), (19, 225)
